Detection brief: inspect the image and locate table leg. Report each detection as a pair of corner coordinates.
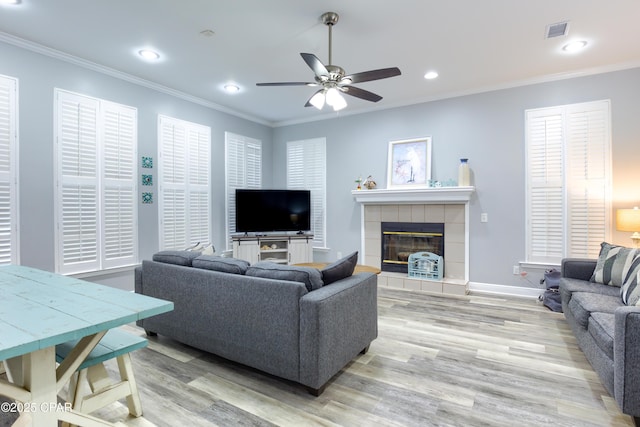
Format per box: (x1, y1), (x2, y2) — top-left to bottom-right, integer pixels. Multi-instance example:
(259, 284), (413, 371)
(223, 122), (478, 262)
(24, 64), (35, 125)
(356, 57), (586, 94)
(20, 346), (59, 426)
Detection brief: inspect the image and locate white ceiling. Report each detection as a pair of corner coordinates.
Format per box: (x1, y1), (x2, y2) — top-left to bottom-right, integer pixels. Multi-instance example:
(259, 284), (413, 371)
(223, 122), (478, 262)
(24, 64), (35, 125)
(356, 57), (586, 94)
(1, 0), (639, 126)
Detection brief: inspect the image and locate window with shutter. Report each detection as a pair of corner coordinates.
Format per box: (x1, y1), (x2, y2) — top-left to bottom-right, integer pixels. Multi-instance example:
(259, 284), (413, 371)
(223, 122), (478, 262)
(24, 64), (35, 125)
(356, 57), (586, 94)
(525, 100), (611, 264)
(158, 115), (211, 251)
(286, 138), (327, 249)
(55, 89), (138, 274)
(225, 132), (262, 248)
(0, 75), (18, 266)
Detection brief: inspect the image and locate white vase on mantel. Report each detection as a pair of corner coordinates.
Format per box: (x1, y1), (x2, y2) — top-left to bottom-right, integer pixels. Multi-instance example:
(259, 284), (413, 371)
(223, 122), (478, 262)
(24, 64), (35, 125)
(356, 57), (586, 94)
(458, 158), (470, 186)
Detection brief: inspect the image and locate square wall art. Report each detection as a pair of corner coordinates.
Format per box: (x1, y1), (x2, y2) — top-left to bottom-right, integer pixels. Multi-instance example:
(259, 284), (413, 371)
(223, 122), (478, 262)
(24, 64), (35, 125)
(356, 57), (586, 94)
(142, 156), (153, 169)
(142, 192), (153, 204)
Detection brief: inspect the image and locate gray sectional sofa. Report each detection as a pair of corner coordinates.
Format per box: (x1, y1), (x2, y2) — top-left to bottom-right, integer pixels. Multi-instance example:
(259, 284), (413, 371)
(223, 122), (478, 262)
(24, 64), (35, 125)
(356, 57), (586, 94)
(560, 247), (640, 418)
(134, 251), (378, 395)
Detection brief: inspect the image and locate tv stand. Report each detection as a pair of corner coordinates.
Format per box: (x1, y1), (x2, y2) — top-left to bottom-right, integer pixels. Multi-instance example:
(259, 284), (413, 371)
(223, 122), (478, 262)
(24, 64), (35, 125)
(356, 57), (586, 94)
(232, 234), (313, 265)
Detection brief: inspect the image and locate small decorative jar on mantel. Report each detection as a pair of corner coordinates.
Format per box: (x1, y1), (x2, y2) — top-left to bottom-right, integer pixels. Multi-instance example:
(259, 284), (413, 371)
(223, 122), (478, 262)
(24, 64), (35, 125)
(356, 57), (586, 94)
(458, 158), (470, 186)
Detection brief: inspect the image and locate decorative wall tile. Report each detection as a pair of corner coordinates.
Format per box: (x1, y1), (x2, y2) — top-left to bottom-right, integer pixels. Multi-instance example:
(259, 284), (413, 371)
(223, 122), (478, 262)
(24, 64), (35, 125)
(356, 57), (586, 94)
(142, 174), (153, 186)
(142, 192), (153, 204)
(142, 156), (153, 169)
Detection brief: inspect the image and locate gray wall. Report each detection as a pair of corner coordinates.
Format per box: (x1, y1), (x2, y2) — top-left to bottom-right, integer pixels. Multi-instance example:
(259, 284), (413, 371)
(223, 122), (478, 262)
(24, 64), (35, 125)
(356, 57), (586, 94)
(0, 41), (272, 287)
(272, 67), (640, 289)
(3, 37), (639, 292)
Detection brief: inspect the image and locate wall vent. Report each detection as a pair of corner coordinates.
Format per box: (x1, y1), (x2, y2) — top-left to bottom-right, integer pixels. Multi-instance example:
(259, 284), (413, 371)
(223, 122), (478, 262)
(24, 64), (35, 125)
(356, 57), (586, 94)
(545, 21), (570, 39)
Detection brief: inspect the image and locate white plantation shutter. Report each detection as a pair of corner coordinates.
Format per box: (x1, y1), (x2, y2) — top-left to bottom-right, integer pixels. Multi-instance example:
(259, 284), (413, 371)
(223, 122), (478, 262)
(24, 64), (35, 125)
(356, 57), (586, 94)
(101, 102), (138, 268)
(57, 92), (100, 273)
(0, 75), (18, 266)
(526, 108), (564, 263)
(526, 100), (611, 264)
(225, 132), (262, 247)
(566, 103), (610, 258)
(187, 126), (211, 246)
(158, 116), (210, 250)
(287, 138), (326, 248)
(55, 90), (137, 274)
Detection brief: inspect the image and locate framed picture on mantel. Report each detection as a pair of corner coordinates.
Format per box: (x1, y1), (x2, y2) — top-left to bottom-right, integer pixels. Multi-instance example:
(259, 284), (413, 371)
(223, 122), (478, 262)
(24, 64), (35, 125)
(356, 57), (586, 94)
(386, 136), (432, 188)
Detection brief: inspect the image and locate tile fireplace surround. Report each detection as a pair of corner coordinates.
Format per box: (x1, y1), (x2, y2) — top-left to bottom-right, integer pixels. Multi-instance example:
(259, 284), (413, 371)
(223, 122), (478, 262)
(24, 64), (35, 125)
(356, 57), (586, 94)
(352, 187), (474, 296)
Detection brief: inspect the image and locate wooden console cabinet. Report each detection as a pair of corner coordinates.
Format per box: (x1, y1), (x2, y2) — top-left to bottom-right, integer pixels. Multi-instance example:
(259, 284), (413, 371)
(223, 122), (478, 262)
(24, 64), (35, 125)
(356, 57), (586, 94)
(232, 234), (313, 265)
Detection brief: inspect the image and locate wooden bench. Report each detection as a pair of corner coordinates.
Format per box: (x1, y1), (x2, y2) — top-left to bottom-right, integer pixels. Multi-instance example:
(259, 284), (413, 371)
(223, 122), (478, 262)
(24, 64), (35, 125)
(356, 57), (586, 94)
(55, 329), (148, 422)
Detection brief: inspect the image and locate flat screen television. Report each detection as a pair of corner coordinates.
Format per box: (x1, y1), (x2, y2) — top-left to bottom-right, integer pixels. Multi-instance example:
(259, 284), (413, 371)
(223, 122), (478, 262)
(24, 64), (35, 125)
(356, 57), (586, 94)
(235, 189), (311, 234)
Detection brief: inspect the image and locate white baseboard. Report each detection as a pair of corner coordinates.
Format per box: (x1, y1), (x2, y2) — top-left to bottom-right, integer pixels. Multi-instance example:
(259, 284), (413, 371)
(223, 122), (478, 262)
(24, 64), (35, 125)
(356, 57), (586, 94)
(469, 282), (542, 299)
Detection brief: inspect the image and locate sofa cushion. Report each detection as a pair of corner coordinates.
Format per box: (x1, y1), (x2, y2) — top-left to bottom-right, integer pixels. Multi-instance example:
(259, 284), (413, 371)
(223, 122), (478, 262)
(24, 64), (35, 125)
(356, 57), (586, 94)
(192, 255), (249, 275)
(152, 250), (200, 266)
(560, 277), (622, 296)
(321, 251), (358, 285)
(591, 242), (639, 287)
(568, 292), (623, 328)
(246, 262), (323, 292)
(620, 254), (640, 305)
(588, 312), (615, 360)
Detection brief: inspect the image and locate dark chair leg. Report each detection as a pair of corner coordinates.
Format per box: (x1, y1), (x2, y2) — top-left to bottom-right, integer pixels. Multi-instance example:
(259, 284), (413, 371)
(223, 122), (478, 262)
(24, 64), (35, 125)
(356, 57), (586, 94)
(633, 416), (640, 427)
(360, 345), (370, 355)
(144, 330), (157, 337)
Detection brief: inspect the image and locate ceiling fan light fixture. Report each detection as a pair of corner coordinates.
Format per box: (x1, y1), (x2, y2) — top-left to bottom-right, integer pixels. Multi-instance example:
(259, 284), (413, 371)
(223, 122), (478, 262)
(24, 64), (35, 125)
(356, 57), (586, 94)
(309, 91), (326, 110)
(326, 87), (347, 111)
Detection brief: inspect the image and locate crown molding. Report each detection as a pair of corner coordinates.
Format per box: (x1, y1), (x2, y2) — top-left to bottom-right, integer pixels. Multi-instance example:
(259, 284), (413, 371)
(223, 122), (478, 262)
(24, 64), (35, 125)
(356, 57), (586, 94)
(0, 31), (271, 126)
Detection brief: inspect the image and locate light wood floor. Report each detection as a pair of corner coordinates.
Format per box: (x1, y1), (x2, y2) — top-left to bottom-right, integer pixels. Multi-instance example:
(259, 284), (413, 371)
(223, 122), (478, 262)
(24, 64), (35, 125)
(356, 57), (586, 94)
(90, 288), (634, 426)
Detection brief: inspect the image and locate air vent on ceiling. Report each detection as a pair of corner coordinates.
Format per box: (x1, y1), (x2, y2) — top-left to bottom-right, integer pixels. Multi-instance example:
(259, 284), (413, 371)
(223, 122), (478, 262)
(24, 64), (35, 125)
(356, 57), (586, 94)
(545, 21), (570, 39)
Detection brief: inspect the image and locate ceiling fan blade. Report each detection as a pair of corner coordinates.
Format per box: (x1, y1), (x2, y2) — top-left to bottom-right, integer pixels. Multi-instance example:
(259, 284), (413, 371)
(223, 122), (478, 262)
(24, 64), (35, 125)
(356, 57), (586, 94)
(256, 82), (316, 87)
(300, 53), (329, 78)
(343, 67), (401, 84)
(342, 86), (383, 103)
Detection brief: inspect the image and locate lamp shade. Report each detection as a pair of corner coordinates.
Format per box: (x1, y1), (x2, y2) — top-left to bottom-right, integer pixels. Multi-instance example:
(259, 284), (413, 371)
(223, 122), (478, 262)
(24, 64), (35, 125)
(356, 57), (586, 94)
(616, 207), (640, 232)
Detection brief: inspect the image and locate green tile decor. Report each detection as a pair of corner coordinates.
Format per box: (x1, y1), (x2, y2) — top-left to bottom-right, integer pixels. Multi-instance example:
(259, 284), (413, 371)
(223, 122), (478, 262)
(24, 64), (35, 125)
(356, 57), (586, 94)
(142, 174), (152, 186)
(142, 156), (153, 168)
(142, 192), (153, 204)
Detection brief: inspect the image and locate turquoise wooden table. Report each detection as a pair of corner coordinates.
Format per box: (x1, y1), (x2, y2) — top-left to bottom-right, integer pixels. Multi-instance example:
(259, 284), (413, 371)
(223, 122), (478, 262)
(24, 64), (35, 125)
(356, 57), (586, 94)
(0, 265), (173, 427)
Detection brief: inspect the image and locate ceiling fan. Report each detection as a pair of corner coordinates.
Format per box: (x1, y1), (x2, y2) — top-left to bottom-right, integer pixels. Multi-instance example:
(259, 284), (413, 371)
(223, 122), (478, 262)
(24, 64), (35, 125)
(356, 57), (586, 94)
(256, 12), (401, 111)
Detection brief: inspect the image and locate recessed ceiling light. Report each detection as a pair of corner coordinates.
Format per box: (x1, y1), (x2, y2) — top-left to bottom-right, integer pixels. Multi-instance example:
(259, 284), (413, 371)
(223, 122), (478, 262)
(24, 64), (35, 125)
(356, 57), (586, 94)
(562, 40), (588, 53)
(200, 30), (215, 37)
(0, 0), (21, 4)
(424, 71), (439, 80)
(224, 83), (240, 93)
(138, 49), (160, 60)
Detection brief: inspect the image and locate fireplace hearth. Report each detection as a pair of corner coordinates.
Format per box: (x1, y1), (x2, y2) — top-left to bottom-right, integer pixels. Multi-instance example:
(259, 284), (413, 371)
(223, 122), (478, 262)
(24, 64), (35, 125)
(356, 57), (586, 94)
(381, 222), (444, 273)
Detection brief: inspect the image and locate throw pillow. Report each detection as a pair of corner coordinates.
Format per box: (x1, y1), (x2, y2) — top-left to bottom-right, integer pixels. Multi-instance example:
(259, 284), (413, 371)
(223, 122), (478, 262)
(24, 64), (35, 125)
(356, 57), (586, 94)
(620, 254), (640, 305)
(591, 242), (639, 287)
(152, 250), (201, 266)
(321, 251), (358, 285)
(246, 262), (323, 292)
(192, 255), (249, 275)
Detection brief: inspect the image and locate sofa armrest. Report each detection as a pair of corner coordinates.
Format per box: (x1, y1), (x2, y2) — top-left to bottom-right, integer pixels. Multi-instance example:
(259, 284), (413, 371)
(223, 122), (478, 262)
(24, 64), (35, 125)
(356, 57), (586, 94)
(561, 258), (597, 281)
(299, 272), (378, 391)
(614, 306), (640, 416)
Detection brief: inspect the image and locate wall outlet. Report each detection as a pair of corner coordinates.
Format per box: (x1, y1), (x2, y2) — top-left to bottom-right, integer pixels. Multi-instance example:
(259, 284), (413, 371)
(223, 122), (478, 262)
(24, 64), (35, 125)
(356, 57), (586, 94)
(513, 265), (520, 275)
(481, 213), (488, 223)
(337, 251), (342, 260)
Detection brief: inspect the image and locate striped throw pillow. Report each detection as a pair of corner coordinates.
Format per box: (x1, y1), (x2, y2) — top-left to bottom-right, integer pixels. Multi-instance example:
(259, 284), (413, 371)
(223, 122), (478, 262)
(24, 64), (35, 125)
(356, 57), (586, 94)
(621, 255), (640, 305)
(591, 242), (639, 287)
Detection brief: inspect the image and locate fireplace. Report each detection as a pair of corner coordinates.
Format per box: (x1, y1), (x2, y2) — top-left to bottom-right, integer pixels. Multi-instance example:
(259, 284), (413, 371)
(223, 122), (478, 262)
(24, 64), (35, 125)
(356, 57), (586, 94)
(381, 222), (444, 273)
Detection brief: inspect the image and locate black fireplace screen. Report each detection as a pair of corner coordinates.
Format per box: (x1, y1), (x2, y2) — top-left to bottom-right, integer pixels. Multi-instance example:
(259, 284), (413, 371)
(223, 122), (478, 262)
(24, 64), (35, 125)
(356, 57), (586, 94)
(381, 222), (444, 273)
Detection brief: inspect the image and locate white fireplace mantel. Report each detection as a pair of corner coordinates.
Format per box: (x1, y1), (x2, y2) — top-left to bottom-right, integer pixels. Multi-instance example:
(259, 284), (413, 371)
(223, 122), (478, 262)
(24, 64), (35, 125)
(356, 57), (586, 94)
(351, 186), (475, 296)
(351, 186), (474, 205)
